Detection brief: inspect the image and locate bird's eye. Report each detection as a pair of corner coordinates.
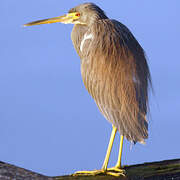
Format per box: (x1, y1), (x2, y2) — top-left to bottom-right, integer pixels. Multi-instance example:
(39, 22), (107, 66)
(75, 13), (81, 17)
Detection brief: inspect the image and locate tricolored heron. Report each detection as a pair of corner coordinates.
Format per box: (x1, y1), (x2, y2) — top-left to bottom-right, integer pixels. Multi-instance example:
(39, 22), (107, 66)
(24, 3), (152, 177)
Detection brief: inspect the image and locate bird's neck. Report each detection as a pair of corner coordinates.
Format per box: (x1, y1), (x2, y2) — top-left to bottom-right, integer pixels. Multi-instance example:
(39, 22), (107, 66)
(71, 24), (89, 57)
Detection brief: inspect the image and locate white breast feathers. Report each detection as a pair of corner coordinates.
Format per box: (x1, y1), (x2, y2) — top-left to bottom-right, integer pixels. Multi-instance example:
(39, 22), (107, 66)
(80, 33), (93, 52)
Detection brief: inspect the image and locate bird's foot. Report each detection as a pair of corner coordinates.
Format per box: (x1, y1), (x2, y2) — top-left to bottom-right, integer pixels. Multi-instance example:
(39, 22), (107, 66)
(106, 166), (125, 177)
(73, 167), (125, 177)
(73, 169), (105, 176)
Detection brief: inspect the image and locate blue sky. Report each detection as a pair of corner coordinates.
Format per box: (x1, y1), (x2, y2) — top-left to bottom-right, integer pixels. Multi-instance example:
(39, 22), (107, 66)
(0, 0), (180, 176)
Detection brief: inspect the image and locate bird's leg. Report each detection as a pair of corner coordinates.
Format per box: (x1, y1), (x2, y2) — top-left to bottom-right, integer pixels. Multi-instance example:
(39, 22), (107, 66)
(115, 135), (124, 168)
(107, 135), (125, 176)
(101, 125), (117, 170)
(73, 125), (118, 176)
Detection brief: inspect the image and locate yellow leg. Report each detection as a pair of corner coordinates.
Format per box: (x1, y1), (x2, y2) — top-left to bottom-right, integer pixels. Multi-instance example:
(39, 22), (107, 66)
(107, 135), (125, 176)
(101, 125), (117, 170)
(73, 126), (118, 176)
(116, 135), (124, 168)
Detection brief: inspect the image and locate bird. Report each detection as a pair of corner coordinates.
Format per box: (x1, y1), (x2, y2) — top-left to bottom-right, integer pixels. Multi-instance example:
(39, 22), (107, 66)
(24, 2), (152, 177)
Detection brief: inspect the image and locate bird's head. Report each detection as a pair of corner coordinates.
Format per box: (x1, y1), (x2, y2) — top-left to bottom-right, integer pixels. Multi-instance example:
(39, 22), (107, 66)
(24, 3), (107, 27)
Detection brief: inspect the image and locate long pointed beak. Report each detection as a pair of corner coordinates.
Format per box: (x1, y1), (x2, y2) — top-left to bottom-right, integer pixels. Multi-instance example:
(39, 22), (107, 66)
(24, 12), (79, 27)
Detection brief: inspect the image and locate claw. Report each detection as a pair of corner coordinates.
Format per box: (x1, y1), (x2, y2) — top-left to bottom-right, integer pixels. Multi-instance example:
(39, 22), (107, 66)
(73, 168), (125, 177)
(106, 171), (125, 177)
(73, 169), (105, 176)
(107, 166), (126, 176)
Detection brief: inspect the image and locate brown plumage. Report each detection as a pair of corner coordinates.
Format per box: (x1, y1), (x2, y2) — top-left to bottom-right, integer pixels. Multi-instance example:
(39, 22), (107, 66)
(71, 3), (151, 143)
(24, 2), (152, 175)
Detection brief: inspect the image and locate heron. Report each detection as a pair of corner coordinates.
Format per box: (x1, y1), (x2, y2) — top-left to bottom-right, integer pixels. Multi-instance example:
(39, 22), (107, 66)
(24, 2), (152, 177)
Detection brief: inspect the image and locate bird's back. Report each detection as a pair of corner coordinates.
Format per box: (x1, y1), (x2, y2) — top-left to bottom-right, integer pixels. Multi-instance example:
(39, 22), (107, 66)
(71, 19), (151, 143)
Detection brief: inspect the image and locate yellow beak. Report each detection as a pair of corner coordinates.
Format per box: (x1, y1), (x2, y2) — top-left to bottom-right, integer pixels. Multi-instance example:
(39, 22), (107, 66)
(24, 12), (79, 27)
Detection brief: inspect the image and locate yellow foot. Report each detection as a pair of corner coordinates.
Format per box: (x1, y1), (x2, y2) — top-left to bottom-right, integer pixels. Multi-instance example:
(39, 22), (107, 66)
(73, 168), (125, 177)
(106, 166), (126, 177)
(73, 169), (105, 176)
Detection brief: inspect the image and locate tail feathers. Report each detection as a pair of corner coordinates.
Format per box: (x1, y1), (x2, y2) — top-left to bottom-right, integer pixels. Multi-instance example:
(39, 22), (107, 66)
(116, 115), (148, 144)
